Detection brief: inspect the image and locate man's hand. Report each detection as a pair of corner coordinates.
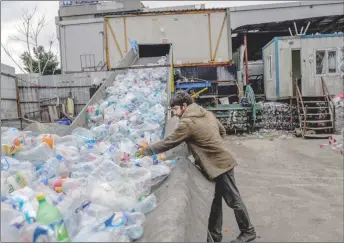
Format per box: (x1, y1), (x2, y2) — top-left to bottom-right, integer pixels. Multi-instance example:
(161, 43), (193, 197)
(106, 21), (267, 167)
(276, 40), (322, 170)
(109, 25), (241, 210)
(139, 140), (149, 149)
(136, 140), (149, 157)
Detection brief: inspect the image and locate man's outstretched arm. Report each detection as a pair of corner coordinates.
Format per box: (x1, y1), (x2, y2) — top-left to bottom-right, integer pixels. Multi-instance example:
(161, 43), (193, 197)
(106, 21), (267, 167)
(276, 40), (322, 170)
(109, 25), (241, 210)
(142, 119), (190, 156)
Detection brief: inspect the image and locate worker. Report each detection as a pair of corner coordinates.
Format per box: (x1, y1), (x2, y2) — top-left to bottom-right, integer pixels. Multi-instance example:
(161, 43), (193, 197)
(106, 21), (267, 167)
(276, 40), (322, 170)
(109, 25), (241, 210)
(137, 90), (256, 243)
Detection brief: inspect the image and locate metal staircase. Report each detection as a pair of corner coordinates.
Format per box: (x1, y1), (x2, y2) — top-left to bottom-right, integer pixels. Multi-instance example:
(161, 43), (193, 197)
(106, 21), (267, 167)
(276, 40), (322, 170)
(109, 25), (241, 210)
(295, 78), (335, 138)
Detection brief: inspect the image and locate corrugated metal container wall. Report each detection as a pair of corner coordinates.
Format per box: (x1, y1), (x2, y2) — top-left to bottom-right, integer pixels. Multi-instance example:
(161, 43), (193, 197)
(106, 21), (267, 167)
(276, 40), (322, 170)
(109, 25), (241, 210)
(59, 20), (105, 73)
(1, 64), (19, 122)
(106, 10), (231, 69)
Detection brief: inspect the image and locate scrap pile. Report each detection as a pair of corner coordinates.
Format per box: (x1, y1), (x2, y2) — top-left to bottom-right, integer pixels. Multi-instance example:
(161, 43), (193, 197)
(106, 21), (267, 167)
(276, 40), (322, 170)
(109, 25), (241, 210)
(332, 93), (344, 134)
(1, 57), (173, 242)
(257, 102), (298, 130)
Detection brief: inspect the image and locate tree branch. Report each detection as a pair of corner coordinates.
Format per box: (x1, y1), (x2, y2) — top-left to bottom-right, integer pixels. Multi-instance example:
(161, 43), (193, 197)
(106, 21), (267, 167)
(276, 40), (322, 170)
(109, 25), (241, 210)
(41, 35), (57, 75)
(1, 43), (27, 73)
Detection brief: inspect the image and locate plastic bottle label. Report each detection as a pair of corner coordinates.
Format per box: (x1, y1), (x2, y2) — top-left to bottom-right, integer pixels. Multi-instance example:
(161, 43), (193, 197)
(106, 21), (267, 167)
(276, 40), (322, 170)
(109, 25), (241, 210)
(2, 144), (22, 156)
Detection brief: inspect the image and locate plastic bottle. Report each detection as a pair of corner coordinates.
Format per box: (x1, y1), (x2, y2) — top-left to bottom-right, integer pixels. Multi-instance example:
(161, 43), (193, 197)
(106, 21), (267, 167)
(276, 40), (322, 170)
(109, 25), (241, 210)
(1, 156), (34, 176)
(19, 223), (57, 242)
(1, 144), (22, 156)
(35, 193), (71, 242)
(125, 224), (144, 240)
(14, 142), (54, 164)
(4, 171), (32, 194)
(1, 203), (21, 242)
(131, 193), (157, 214)
(32, 183), (64, 206)
(133, 156), (154, 167)
(35, 155), (63, 181)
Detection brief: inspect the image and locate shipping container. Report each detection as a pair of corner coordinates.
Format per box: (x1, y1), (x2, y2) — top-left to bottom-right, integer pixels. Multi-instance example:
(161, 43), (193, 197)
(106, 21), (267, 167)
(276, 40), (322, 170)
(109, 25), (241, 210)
(105, 9), (232, 69)
(263, 34), (344, 100)
(58, 8), (232, 73)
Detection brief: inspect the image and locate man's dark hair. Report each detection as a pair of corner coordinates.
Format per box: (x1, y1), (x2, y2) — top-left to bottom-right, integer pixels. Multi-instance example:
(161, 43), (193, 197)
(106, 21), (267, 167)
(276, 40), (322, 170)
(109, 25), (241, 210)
(170, 90), (193, 107)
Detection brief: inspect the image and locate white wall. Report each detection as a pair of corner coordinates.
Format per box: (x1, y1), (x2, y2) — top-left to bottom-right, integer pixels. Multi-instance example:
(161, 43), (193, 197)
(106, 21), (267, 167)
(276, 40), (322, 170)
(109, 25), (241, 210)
(299, 36), (343, 96)
(59, 19), (105, 73)
(106, 11), (230, 69)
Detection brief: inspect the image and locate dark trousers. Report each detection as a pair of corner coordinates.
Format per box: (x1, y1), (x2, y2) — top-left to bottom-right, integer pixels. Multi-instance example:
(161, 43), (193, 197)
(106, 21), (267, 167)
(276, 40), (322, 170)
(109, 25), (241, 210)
(207, 169), (254, 242)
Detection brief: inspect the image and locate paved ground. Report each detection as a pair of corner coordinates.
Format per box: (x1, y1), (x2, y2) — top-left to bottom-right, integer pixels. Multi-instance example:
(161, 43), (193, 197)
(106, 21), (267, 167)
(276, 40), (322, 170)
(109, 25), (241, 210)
(221, 135), (343, 242)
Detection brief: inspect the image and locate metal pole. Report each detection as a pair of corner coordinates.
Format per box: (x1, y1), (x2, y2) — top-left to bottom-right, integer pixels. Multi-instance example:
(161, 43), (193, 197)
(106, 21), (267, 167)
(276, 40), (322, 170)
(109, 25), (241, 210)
(303, 22), (311, 35)
(293, 22), (299, 35)
(244, 34), (249, 85)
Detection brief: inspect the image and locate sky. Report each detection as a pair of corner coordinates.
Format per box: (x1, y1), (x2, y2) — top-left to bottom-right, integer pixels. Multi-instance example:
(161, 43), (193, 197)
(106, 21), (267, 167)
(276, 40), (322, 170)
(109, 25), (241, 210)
(1, 1), (285, 73)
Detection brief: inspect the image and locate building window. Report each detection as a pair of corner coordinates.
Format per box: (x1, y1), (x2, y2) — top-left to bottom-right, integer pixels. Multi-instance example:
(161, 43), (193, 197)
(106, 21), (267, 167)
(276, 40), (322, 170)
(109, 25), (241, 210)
(315, 50), (326, 75)
(267, 55), (272, 79)
(315, 49), (338, 75)
(328, 50), (337, 73)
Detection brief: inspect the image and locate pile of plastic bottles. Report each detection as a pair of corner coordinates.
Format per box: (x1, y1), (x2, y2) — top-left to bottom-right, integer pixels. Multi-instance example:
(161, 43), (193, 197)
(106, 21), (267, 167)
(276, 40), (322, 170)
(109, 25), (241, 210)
(332, 93), (344, 135)
(259, 102), (299, 130)
(1, 57), (175, 242)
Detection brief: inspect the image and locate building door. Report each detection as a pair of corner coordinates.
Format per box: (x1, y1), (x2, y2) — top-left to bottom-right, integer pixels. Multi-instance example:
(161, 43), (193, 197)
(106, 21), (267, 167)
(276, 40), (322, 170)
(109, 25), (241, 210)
(291, 49), (302, 96)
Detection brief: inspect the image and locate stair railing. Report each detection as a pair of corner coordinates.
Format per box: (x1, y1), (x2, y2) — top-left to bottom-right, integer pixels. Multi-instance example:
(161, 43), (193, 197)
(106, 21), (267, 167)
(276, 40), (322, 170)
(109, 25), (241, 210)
(321, 77), (335, 132)
(295, 78), (307, 136)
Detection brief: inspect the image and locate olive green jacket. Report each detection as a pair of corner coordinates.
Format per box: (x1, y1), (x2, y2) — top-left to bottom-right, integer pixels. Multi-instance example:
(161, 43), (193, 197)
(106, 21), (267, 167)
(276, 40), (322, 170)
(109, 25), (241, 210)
(143, 103), (237, 180)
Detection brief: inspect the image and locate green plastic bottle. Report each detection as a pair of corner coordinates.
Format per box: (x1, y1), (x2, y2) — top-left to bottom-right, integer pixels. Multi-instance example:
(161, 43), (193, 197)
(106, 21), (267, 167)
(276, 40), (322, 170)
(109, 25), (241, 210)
(35, 193), (71, 242)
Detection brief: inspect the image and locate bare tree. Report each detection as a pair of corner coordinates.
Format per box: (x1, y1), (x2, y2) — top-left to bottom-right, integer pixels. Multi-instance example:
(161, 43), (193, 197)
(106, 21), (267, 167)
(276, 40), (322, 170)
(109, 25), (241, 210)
(1, 5), (57, 75)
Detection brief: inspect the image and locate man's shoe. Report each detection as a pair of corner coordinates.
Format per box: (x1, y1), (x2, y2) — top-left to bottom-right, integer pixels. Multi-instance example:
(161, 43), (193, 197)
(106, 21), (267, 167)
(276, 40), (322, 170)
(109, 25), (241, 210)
(230, 231), (256, 243)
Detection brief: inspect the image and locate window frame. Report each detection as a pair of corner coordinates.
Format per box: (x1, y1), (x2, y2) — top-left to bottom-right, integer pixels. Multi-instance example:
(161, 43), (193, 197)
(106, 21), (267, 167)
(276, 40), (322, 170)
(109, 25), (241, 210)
(314, 48), (338, 76)
(266, 55), (272, 80)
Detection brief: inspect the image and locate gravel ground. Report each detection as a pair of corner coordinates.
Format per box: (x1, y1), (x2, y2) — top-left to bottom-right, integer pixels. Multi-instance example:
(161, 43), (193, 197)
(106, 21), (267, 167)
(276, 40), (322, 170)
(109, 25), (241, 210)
(221, 135), (343, 242)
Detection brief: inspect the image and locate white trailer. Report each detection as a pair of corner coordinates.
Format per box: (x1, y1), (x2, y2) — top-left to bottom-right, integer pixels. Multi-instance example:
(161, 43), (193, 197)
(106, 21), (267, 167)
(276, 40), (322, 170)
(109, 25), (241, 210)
(262, 34), (344, 100)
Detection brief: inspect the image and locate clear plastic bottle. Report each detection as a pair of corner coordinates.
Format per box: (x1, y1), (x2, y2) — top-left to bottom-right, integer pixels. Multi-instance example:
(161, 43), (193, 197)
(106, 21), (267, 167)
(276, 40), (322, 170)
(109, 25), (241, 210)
(125, 224), (144, 240)
(14, 142), (54, 164)
(35, 193), (71, 242)
(19, 223), (57, 242)
(1, 203), (21, 242)
(133, 156), (154, 167)
(4, 171), (33, 194)
(131, 193), (157, 214)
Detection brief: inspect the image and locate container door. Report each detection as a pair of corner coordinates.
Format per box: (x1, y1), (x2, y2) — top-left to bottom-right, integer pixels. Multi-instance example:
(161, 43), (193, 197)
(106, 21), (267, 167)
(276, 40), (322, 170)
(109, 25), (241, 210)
(278, 48), (292, 98)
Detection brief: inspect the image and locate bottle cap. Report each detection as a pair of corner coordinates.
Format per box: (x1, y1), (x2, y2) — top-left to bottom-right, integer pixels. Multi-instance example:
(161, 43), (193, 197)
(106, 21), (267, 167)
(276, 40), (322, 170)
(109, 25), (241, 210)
(36, 193), (45, 201)
(55, 187), (63, 193)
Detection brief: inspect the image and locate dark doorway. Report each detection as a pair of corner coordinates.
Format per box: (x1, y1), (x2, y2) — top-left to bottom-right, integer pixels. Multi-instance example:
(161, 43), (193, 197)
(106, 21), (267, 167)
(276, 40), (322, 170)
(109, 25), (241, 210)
(291, 49), (301, 96)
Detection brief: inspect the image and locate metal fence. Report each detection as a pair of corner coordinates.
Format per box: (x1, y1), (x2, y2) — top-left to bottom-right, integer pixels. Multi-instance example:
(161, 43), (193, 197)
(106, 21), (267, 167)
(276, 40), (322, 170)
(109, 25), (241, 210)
(1, 64), (20, 128)
(16, 71), (113, 124)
